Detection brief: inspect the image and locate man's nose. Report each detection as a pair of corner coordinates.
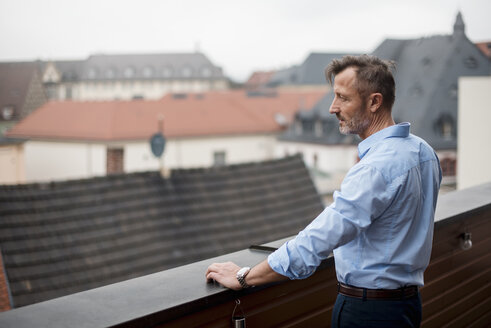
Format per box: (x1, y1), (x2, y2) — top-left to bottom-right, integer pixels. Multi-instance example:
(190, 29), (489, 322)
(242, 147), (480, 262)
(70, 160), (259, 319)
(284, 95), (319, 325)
(329, 99), (339, 114)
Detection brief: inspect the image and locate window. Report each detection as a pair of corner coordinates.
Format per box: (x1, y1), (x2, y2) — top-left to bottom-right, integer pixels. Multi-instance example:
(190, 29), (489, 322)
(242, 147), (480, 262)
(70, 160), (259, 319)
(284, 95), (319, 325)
(314, 121), (322, 137)
(181, 66), (193, 78)
(65, 86), (72, 100)
(213, 151), (226, 167)
(440, 158), (456, 177)
(434, 114), (455, 140)
(142, 66), (154, 78)
(123, 67), (135, 78)
(449, 84), (458, 98)
(105, 68), (116, 79)
(322, 120), (336, 135)
(87, 67), (98, 79)
(301, 119), (314, 134)
(107, 148), (124, 174)
(2, 106), (14, 120)
(295, 119), (302, 136)
(464, 56), (478, 69)
(162, 67), (173, 78)
(200, 66), (212, 77)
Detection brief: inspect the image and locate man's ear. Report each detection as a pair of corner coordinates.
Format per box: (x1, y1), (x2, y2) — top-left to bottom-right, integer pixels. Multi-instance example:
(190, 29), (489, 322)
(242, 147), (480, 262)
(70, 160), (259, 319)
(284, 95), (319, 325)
(368, 93), (383, 113)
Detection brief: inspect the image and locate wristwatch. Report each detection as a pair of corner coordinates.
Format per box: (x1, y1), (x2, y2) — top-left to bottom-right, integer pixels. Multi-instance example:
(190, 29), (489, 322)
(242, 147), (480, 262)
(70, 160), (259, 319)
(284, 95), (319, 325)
(236, 267), (252, 289)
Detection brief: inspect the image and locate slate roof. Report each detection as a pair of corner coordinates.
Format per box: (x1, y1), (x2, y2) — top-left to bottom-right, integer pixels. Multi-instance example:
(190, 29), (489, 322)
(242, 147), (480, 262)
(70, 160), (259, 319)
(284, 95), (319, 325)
(41, 52), (225, 82)
(281, 13), (491, 150)
(267, 52), (361, 87)
(6, 90), (325, 141)
(0, 155), (323, 307)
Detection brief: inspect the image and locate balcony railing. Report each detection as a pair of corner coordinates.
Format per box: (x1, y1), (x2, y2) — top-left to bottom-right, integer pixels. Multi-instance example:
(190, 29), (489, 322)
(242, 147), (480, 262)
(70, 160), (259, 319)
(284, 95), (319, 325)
(0, 183), (490, 327)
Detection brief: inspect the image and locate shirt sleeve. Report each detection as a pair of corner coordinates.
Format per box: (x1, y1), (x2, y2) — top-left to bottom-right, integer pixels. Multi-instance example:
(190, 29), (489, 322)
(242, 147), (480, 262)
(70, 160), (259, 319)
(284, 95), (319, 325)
(268, 163), (397, 280)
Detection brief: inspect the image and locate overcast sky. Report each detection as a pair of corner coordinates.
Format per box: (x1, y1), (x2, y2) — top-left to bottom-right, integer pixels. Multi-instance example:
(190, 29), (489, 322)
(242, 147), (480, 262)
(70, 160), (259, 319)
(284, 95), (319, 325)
(1, 0), (490, 82)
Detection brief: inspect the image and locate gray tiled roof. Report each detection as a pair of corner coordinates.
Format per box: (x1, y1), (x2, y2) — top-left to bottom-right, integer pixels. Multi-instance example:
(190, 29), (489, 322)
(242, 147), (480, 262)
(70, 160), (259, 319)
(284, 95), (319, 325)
(0, 155), (323, 307)
(81, 52), (224, 81)
(37, 52), (226, 82)
(281, 14), (491, 150)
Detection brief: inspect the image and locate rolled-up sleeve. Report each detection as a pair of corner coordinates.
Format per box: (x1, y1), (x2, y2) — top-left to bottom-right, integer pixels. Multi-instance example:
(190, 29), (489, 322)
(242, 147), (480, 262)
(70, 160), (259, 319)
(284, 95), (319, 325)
(268, 164), (395, 279)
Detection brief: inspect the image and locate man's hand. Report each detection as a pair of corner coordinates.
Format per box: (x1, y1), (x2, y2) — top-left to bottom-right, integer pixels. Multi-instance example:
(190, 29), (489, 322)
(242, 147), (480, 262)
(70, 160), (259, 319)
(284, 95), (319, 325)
(205, 262), (242, 290)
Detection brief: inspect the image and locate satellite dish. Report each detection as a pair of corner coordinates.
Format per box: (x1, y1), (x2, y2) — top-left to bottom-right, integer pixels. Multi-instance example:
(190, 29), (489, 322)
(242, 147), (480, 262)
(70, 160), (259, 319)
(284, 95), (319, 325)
(150, 133), (165, 157)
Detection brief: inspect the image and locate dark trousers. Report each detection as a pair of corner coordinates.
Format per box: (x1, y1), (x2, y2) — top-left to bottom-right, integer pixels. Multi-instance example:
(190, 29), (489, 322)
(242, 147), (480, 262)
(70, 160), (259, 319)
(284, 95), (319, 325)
(331, 292), (422, 328)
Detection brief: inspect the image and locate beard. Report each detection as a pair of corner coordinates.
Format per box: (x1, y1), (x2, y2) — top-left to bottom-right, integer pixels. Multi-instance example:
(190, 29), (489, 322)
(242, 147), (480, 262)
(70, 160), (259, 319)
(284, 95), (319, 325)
(337, 102), (371, 135)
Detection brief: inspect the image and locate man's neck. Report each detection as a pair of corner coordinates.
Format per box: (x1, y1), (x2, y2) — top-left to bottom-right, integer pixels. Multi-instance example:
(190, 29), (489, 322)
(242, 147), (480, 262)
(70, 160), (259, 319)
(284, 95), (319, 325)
(359, 113), (395, 140)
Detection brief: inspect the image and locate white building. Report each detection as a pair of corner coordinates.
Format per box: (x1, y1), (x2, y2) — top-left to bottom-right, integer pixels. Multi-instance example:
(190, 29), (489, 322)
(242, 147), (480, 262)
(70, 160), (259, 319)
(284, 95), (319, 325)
(4, 90), (324, 184)
(41, 52), (229, 101)
(457, 76), (491, 190)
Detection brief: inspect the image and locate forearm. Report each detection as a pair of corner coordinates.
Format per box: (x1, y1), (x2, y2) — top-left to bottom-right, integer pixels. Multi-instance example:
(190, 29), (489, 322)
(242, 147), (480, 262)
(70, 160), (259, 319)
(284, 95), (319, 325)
(245, 260), (288, 287)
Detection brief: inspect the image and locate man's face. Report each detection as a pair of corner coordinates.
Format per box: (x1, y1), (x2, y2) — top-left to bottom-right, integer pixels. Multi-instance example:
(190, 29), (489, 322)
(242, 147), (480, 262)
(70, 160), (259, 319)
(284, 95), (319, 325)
(329, 67), (370, 136)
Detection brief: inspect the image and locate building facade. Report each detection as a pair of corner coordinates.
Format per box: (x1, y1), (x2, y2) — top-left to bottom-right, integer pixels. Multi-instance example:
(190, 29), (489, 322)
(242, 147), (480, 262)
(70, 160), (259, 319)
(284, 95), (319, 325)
(41, 52), (229, 101)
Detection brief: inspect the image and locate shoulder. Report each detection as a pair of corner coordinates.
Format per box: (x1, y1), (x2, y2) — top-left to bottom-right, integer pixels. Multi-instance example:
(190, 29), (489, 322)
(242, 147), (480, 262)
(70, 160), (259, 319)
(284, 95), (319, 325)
(361, 134), (438, 182)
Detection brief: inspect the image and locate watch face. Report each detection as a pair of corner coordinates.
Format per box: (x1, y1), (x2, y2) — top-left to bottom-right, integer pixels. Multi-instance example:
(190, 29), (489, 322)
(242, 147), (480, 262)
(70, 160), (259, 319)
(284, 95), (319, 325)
(238, 267), (250, 277)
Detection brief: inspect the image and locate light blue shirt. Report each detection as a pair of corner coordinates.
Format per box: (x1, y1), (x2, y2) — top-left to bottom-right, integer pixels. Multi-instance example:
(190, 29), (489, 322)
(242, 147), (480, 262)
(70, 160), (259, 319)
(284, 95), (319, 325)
(268, 123), (442, 289)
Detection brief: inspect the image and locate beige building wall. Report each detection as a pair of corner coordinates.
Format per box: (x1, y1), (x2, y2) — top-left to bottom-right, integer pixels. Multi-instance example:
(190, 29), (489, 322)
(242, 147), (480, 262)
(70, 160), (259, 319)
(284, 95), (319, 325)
(18, 134), (277, 183)
(125, 134), (276, 172)
(457, 76), (491, 189)
(24, 141), (106, 183)
(0, 144), (25, 184)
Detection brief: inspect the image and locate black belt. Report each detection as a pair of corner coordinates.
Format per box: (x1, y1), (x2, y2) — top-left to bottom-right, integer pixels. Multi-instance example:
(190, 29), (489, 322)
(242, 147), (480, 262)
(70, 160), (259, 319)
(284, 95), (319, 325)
(337, 283), (418, 300)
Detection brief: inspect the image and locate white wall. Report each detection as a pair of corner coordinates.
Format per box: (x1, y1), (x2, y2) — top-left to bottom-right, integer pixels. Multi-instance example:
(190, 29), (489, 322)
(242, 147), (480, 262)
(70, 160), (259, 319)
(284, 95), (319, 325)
(24, 141), (106, 182)
(0, 144), (25, 184)
(457, 76), (491, 190)
(125, 134), (277, 172)
(19, 134), (276, 183)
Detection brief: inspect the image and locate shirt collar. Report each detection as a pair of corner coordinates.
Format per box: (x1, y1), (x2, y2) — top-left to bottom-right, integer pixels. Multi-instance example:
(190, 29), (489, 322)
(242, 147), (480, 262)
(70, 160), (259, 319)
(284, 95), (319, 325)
(358, 122), (411, 159)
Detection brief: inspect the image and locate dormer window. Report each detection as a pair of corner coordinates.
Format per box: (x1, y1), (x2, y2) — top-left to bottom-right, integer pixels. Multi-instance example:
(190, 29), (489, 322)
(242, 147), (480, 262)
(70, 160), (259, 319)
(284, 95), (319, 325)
(142, 66), (154, 78)
(105, 68), (116, 79)
(181, 66), (193, 78)
(123, 67), (135, 78)
(449, 84), (458, 98)
(162, 67), (173, 78)
(315, 121), (322, 137)
(2, 106), (14, 120)
(301, 119), (314, 134)
(464, 56), (478, 69)
(200, 66), (212, 77)
(434, 114), (455, 140)
(87, 68), (98, 79)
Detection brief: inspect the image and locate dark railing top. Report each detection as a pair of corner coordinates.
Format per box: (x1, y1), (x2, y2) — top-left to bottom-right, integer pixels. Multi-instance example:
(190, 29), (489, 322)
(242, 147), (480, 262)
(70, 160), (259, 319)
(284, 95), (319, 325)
(434, 182), (491, 224)
(0, 182), (489, 327)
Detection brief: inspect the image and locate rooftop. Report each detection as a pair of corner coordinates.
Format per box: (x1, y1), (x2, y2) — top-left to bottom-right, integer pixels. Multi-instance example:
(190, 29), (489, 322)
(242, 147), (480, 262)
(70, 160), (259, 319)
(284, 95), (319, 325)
(6, 90), (325, 141)
(0, 155), (323, 307)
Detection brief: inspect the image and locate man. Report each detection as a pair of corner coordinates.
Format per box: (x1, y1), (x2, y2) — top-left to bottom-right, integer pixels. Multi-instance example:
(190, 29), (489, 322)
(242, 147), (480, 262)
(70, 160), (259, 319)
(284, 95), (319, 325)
(206, 55), (442, 327)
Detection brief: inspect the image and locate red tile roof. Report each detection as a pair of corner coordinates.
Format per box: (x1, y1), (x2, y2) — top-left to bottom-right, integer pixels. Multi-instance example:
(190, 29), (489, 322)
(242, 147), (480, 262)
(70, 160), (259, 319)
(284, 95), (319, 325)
(475, 41), (491, 58)
(245, 71), (276, 88)
(7, 90), (324, 141)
